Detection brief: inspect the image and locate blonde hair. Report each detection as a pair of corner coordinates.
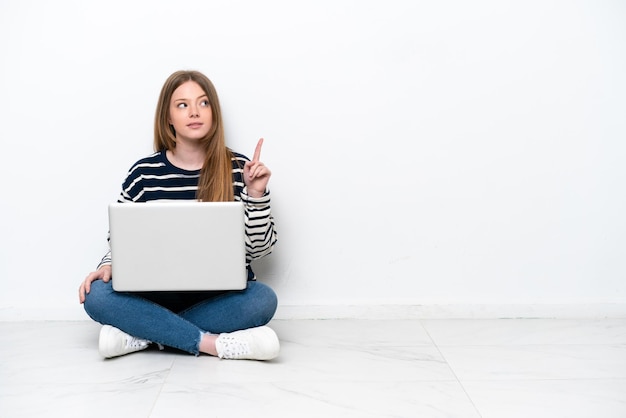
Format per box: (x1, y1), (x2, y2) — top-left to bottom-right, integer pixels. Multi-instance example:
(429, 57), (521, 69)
(154, 70), (235, 202)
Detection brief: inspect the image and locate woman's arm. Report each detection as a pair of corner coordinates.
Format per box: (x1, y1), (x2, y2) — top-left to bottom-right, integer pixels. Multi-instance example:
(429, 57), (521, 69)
(241, 189), (278, 263)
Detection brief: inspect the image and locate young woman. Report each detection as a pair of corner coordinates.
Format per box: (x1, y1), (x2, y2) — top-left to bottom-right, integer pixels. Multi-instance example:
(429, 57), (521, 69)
(78, 70), (279, 360)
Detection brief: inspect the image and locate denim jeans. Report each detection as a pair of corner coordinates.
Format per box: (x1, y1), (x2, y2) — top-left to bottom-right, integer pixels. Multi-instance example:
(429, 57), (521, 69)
(83, 279), (278, 355)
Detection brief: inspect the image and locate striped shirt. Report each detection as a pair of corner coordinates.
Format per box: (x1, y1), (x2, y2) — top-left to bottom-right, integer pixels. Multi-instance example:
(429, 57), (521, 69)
(97, 151), (278, 280)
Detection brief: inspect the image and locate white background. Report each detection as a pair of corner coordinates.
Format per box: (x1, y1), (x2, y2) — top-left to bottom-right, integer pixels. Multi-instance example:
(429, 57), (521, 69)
(1, 0), (625, 319)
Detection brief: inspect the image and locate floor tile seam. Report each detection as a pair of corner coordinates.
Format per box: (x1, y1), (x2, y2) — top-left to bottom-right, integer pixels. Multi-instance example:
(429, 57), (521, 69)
(418, 320), (484, 418)
(456, 377), (626, 383)
(431, 343), (626, 348)
(0, 381), (171, 387)
(281, 342), (441, 348)
(452, 373), (626, 382)
(146, 360), (175, 416)
(160, 378), (464, 385)
(419, 319), (626, 322)
(277, 342), (441, 351)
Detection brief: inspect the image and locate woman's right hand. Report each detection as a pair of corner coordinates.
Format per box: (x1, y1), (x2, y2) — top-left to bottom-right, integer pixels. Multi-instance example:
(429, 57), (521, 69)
(78, 265), (112, 304)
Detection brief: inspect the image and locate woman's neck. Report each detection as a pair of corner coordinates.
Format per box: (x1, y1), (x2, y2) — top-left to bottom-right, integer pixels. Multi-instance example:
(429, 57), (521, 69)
(166, 143), (205, 171)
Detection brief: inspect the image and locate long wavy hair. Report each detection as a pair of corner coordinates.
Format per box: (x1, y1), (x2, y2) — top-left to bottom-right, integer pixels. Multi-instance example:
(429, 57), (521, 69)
(154, 70), (234, 202)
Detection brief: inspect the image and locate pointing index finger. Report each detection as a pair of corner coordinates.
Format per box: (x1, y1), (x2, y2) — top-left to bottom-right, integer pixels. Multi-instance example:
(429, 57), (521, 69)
(252, 138), (264, 162)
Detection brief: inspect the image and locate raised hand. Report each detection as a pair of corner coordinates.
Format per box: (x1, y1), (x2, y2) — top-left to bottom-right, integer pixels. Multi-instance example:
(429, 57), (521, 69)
(243, 138), (271, 198)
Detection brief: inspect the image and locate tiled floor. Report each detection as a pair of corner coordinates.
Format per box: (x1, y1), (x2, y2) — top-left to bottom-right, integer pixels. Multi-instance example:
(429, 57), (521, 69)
(1, 318), (625, 417)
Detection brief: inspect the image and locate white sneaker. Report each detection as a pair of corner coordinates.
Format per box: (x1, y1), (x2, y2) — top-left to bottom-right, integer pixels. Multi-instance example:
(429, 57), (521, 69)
(99, 325), (151, 359)
(215, 326), (280, 360)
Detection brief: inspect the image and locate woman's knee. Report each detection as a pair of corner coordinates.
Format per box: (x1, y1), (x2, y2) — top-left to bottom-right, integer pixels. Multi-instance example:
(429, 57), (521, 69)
(82, 280), (114, 320)
(248, 281), (278, 322)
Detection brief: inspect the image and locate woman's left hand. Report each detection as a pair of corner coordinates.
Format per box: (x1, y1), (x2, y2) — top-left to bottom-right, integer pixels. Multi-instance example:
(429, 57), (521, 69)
(244, 138), (272, 198)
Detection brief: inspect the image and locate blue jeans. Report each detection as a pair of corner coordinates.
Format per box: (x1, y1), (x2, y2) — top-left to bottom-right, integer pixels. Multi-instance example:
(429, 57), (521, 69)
(83, 279), (278, 355)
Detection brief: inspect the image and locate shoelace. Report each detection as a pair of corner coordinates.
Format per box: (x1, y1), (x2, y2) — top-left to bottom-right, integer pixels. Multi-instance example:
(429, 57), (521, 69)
(218, 336), (250, 358)
(125, 336), (149, 350)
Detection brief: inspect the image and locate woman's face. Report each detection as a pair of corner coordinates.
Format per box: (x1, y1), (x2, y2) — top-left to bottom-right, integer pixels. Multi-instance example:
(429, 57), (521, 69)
(168, 81), (213, 144)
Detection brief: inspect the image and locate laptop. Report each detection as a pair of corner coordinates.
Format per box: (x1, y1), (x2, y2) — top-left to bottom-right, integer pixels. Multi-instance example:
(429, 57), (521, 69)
(108, 201), (247, 292)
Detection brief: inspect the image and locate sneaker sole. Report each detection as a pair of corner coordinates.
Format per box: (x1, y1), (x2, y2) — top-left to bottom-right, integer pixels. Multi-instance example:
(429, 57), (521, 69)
(98, 325), (117, 358)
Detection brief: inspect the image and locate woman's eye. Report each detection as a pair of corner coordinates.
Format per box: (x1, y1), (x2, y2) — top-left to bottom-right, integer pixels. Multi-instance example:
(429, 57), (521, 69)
(200, 100), (210, 107)
(177, 103), (187, 109)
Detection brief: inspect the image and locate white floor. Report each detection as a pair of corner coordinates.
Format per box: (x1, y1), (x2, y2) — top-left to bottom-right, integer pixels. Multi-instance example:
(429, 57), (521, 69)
(1, 318), (626, 417)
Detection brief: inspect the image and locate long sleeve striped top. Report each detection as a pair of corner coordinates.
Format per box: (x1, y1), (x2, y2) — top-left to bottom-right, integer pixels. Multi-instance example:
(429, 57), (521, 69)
(97, 150), (278, 281)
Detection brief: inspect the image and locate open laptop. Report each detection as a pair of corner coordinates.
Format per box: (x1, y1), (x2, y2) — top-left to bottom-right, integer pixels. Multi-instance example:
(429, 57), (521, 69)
(108, 201), (247, 292)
